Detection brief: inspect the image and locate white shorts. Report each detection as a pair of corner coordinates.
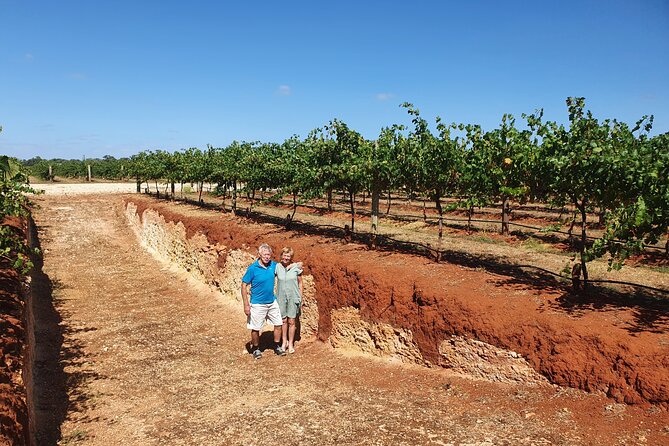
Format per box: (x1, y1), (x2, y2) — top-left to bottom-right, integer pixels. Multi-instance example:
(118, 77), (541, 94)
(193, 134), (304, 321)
(247, 300), (283, 331)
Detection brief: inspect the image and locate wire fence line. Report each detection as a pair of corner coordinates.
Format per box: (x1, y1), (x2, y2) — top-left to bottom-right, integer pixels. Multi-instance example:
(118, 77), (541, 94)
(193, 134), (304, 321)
(148, 191), (669, 296)
(265, 196), (667, 253)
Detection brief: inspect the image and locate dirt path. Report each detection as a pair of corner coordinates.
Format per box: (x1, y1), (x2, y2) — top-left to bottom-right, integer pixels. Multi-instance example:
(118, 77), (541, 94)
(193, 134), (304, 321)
(30, 192), (669, 445)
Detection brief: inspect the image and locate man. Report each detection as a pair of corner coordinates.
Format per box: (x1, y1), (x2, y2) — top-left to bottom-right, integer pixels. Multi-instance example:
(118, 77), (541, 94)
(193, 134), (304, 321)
(241, 243), (286, 359)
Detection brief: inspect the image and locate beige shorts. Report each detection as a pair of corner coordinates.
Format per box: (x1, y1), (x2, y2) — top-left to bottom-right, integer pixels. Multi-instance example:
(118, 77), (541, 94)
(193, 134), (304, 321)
(246, 300), (283, 331)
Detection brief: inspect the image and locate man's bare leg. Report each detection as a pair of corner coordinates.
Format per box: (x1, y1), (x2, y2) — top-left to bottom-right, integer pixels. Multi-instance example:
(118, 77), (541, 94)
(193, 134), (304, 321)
(273, 325), (282, 344)
(273, 325), (286, 355)
(251, 330), (260, 350)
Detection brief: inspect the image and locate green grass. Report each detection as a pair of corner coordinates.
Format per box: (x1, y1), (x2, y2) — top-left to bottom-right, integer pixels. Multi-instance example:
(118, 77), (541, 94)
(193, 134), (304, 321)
(646, 265), (669, 274)
(520, 236), (561, 254)
(470, 235), (498, 245)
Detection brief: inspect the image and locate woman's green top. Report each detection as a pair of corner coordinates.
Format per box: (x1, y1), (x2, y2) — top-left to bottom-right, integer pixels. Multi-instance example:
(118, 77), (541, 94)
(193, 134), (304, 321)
(275, 262), (303, 303)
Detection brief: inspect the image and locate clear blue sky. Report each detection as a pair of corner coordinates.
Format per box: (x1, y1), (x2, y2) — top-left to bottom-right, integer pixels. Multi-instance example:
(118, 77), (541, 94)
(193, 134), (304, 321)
(1, 0), (668, 160)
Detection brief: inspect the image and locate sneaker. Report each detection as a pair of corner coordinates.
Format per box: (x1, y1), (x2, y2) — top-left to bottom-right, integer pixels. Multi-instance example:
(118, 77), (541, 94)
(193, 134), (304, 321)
(274, 345), (286, 356)
(288, 346), (295, 354)
(252, 349), (262, 360)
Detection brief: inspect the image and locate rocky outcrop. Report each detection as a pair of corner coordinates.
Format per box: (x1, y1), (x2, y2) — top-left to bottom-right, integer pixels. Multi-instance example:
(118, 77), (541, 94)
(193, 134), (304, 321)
(438, 336), (547, 384)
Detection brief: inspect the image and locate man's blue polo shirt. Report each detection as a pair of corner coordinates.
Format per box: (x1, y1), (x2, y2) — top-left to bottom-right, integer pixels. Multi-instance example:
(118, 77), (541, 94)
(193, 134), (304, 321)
(242, 259), (277, 304)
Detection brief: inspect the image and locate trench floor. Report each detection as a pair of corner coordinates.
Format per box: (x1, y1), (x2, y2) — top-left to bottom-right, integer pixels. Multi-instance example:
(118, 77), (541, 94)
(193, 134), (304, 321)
(30, 193), (669, 446)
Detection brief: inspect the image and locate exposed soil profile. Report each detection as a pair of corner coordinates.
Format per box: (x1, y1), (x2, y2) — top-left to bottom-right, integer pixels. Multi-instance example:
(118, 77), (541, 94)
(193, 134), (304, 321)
(27, 191), (669, 445)
(0, 218), (29, 446)
(127, 195), (669, 408)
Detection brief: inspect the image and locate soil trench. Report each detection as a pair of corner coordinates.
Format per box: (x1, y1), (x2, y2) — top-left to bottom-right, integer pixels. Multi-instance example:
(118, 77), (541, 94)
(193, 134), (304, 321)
(126, 196), (669, 408)
(29, 192), (669, 445)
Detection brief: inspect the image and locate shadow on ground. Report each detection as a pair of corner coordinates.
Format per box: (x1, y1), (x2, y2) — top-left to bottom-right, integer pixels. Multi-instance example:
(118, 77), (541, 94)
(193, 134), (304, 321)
(547, 288), (669, 334)
(30, 219), (105, 445)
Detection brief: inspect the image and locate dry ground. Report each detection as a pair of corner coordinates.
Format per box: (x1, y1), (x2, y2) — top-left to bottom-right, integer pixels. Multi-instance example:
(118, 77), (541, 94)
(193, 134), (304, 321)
(28, 185), (669, 445)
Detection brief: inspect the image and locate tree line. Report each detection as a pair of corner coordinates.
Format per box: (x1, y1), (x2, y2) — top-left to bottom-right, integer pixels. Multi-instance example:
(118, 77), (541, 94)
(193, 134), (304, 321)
(121, 98), (668, 287)
(23, 155), (131, 180)
(8, 98), (669, 286)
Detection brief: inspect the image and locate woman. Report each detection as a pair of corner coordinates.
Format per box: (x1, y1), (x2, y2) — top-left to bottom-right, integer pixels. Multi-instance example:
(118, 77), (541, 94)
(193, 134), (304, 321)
(275, 247), (303, 354)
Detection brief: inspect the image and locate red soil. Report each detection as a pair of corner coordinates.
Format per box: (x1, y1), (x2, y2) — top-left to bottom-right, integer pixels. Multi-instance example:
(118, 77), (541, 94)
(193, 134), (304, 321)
(129, 196), (669, 408)
(0, 217), (29, 446)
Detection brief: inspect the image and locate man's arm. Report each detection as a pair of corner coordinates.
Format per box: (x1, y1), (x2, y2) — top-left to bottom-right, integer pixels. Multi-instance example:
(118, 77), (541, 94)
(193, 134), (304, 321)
(241, 282), (251, 316)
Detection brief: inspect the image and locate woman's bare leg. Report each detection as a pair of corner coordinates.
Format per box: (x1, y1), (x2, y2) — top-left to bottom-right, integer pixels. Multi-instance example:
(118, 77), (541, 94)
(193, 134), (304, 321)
(287, 317), (297, 352)
(281, 318), (288, 349)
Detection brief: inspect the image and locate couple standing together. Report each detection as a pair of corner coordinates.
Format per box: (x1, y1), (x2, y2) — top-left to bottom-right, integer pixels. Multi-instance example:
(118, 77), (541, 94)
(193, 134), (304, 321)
(241, 243), (303, 359)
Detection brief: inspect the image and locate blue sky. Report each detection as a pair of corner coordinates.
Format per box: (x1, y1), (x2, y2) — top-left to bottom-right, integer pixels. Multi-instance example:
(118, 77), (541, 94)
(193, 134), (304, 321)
(1, 0), (668, 160)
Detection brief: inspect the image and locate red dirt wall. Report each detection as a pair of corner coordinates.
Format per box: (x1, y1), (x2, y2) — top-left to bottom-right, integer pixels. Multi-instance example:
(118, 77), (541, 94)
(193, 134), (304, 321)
(0, 218), (29, 446)
(127, 196), (669, 408)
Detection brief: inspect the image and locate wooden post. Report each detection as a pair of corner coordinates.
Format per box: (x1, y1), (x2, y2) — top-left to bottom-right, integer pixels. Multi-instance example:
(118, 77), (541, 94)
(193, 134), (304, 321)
(571, 263), (582, 291)
(349, 191), (355, 232)
(501, 197), (510, 235)
(371, 187), (380, 237)
(369, 233), (377, 250)
(343, 224), (352, 243)
(87, 164), (92, 182)
(48, 165), (53, 182)
(386, 189), (392, 214)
